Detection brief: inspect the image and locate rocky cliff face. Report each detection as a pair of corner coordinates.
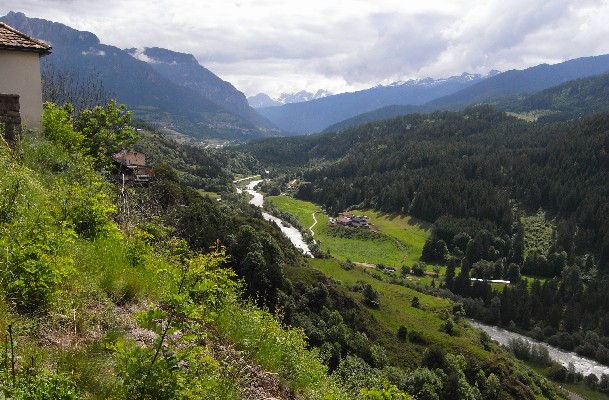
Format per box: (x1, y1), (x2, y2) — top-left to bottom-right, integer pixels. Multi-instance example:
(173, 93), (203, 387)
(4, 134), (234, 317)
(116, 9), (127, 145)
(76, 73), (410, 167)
(126, 47), (276, 130)
(0, 11), (279, 140)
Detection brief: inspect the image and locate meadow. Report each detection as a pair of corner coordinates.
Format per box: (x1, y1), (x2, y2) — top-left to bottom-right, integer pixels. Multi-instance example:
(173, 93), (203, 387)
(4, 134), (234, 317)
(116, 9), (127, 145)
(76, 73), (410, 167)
(266, 196), (430, 266)
(310, 258), (494, 365)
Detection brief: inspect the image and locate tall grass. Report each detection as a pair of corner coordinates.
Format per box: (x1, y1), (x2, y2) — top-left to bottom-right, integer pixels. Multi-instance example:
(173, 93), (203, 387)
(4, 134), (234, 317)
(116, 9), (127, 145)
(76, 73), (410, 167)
(214, 300), (351, 399)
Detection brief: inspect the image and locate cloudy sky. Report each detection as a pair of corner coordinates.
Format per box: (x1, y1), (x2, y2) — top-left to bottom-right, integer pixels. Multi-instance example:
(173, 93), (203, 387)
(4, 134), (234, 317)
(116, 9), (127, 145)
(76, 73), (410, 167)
(3, 0), (609, 97)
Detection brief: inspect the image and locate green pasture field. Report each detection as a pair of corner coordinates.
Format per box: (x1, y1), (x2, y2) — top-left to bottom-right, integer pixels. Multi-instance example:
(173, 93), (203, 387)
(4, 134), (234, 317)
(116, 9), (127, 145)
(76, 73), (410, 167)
(309, 258), (493, 364)
(351, 209), (430, 264)
(266, 196), (430, 266)
(197, 190), (220, 200)
(267, 195), (546, 291)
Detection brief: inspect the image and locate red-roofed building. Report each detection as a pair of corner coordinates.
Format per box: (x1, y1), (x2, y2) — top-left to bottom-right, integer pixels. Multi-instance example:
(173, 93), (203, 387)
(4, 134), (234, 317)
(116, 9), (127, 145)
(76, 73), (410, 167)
(0, 22), (51, 135)
(113, 150), (152, 184)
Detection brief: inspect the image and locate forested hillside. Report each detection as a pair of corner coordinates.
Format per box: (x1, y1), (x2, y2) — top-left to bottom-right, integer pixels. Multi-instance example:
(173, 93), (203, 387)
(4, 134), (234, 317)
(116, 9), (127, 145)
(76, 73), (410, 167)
(508, 72), (609, 122)
(246, 106), (609, 258)
(0, 97), (572, 399)
(242, 106), (609, 376)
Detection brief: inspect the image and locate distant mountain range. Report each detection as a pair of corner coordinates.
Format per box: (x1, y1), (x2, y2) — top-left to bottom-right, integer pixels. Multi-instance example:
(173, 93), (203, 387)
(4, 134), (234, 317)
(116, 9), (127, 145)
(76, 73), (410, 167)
(248, 89), (331, 108)
(425, 54), (609, 110)
(4, 11), (609, 141)
(0, 11), (280, 141)
(323, 54), (609, 132)
(256, 72), (498, 134)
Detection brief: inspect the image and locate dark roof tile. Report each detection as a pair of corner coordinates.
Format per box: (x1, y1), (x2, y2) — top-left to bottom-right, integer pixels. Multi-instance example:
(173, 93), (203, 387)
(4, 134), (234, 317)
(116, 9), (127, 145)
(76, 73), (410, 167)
(0, 22), (51, 54)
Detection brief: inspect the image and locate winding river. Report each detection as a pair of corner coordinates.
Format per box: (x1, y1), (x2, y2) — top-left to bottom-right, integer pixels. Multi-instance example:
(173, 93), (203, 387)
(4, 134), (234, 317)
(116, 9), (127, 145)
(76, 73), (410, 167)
(468, 319), (609, 378)
(238, 180), (313, 257)
(235, 179), (609, 377)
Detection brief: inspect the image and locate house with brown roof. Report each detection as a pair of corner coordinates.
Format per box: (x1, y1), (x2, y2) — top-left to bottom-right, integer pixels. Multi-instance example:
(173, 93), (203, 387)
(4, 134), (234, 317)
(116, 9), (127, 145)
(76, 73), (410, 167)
(0, 22), (51, 136)
(113, 149), (152, 184)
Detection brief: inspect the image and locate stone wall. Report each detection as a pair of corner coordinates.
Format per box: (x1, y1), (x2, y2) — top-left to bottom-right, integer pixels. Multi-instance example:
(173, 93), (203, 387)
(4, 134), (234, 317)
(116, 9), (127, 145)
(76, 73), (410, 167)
(0, 94), (21, 142)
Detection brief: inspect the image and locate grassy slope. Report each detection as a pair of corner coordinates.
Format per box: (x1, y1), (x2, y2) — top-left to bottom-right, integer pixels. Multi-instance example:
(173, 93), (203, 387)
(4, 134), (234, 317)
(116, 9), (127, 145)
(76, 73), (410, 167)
(267, 196), (430, 266)
(310, 258), (482, 361)
(270, 194), (599, 399)
(0, 137), (349, 399)
(352, 209), (430, 265)
(308, 258), (562, 399)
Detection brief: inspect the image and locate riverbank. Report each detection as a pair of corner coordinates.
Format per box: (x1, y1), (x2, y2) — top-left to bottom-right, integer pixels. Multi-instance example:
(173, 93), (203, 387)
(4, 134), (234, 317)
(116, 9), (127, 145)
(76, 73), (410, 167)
(469, 319), (609, 378)
(240, 181), (313, 257)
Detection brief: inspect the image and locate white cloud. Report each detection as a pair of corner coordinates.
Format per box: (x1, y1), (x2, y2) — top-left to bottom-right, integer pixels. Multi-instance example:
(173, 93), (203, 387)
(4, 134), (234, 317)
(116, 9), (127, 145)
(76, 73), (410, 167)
(81, 48), (106, 56)
(3, 0), (609, 97)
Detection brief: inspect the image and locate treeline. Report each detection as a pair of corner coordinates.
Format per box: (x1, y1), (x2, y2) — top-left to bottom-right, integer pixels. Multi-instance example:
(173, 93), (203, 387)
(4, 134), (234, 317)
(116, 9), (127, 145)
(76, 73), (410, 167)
(240, 106), (609, 367)
(133, 124), (262, 192)
(269, 106), (609, 262)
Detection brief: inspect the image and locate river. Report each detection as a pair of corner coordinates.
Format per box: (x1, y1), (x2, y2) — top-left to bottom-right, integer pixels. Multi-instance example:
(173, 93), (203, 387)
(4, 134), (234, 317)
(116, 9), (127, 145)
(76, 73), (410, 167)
(238, 180), (313, 257)
(468, 319), (609, 378)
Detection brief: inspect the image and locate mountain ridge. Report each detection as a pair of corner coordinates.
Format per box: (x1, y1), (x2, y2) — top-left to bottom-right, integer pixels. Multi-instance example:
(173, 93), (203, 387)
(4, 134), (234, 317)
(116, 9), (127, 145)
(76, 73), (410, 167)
(0, 11), (279, 141)
(125, 46), (277, 131)
(256, 72), (493, 134)
(248, 89), (332, 108)
(426, 54), (609, 110)
(323, 54), (609, 132)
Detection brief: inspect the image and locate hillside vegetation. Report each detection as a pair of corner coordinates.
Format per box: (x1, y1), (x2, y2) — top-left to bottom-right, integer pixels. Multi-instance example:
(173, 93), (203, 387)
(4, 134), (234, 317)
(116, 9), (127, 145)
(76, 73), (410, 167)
(0, 103), (350, 399)
(0, 99), (575, 399)
(242, 106), (609, 392)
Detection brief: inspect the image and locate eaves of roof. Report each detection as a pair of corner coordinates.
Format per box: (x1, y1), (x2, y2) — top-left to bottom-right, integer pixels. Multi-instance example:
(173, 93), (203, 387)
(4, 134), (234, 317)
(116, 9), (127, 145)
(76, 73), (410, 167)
(0, 22), (51, 55)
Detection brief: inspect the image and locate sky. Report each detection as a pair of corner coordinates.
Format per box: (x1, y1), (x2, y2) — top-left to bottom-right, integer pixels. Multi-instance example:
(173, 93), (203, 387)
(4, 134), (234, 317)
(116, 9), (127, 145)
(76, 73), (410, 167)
(3, 0), (609, 98)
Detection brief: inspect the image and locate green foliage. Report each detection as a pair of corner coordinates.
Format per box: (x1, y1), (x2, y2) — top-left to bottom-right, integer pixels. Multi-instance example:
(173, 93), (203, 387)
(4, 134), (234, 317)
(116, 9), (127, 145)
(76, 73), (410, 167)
(57, 178), (118, 240)
(402, 367), (443, 400)
(1, 218), (74, 312)
(112, 248), (241, 399)
(0, 141), (77, 312)
(507, 338), (552, 366)
(2, 371), (81, 400)
(363, 283), (381, 308)
(42, 99), (138, 171)
(42, 102), (85, 151)
(397, 325), (408, 341)
(216, 301), (349, 398)
(75, 99), (138, 169)
(360, 383), (413, 399)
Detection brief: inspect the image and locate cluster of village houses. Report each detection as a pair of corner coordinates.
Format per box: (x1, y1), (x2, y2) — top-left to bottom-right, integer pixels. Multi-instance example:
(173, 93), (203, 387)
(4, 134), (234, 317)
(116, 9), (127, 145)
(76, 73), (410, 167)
(329, 211), (379, 232)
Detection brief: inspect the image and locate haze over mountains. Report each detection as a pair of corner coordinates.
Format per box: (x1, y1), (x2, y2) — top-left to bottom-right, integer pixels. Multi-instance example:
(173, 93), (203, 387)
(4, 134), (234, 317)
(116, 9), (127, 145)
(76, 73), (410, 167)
(324, 55), (609, 132)
(256, 72), (498, 134)
(0, 11), (280, 141)
(260, 54), (609, 134)
(248, 89), (331, 108)
(3, 11), (609, 141)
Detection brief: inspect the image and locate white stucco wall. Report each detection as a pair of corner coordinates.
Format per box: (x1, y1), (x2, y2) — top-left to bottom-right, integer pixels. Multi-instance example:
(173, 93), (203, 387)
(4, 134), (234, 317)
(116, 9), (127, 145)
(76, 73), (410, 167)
(0, 49), (44, 131)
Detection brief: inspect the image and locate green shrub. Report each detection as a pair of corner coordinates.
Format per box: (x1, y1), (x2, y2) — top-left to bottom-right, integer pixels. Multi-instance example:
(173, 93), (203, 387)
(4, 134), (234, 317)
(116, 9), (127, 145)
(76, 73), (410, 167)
(397, 325), (408, 341)
(4, 371), (81, 400)
(1, 215), (74, 312)
(42, 102), (84, 151)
